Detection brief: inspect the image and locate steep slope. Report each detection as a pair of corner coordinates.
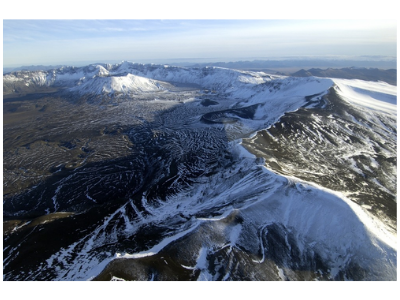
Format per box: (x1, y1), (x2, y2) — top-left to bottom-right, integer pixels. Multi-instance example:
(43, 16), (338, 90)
(243, 79), (397, 231)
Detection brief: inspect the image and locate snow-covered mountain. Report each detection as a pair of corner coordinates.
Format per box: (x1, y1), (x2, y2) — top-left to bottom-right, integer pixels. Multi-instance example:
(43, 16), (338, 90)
(3, 62), (397, 281)
(4, 61), (275, 96)
(69, 73), (166, 95)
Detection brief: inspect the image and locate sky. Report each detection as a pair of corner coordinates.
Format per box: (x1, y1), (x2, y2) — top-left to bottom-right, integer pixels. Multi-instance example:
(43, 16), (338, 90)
(1, 2), (398, 68)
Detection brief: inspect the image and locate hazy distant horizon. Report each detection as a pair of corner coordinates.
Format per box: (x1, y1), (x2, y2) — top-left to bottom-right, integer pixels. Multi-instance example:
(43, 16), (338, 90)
(3, 19), (397, 68)
(3, 54), (397, 66)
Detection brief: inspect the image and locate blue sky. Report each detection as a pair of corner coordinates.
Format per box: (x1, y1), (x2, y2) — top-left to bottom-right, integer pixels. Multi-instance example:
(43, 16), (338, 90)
(3, 19), (397, 67)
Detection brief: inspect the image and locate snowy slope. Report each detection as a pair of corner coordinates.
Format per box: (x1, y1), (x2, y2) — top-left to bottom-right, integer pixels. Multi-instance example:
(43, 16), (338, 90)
(69, 73), (165, 95)
(333, 78), (396, 115)
(29, 142), (396, 281)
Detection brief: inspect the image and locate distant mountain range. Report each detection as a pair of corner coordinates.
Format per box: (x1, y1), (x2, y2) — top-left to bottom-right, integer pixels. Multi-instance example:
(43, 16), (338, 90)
(4, 57), (397, 74)
(186, 61), (396, 85)
(3, 65), (66, 73)
(291, 67), (397, 86)
(188, 58), (397, 71)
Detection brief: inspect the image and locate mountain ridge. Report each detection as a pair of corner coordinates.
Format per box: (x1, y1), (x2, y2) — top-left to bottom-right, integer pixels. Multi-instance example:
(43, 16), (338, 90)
(4, 62), (396, 100)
